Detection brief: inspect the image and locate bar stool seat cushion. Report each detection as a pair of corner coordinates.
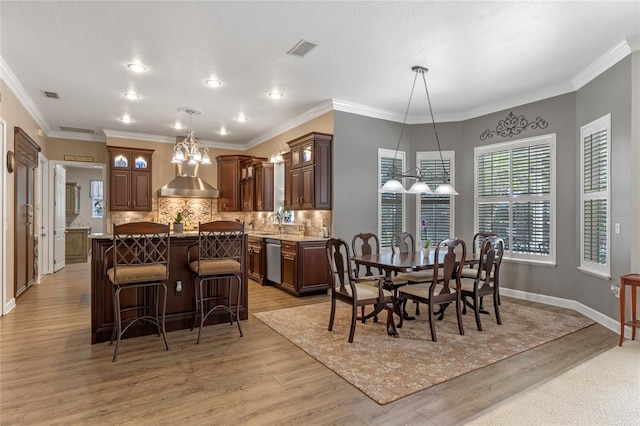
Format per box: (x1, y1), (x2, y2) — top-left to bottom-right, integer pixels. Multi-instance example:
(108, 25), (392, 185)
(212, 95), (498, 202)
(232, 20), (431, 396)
(190, 259), (241, 275)
(107, 264), (168, 284)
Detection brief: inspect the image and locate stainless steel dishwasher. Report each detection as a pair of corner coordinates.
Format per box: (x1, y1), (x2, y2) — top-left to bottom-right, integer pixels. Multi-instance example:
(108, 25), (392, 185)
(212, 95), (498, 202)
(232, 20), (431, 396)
(265, 239), (281, 284)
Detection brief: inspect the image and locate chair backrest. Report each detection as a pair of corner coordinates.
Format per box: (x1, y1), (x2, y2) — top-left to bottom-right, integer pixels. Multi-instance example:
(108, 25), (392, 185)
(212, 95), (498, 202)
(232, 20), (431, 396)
(193, 221), (245, 270)
(326, 238), (357, 298)
(433, 238), (466, 293)
(351, 232), (382, 277)
(392, 232), (415, 254)
(471, 232), (498, 254)
(488, 235), (504, 284)
(111, 221), (170, 283)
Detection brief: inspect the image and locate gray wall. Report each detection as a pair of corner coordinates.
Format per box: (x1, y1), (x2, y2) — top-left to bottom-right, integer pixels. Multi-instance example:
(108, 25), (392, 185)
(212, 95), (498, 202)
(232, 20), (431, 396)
(332, 53), (636, 321)
(65, 167), (106, 233)
(575, 55), (633, 319)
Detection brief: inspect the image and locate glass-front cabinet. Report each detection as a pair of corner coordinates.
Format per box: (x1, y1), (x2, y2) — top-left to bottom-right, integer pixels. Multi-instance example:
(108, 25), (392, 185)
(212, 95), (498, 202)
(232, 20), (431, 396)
(108, 146), (154, 211)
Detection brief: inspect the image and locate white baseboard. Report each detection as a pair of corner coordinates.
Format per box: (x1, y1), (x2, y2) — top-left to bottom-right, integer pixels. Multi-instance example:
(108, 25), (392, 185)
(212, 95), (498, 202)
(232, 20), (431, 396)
(501, 287), (633, 340)
(4, 297), (16, 315)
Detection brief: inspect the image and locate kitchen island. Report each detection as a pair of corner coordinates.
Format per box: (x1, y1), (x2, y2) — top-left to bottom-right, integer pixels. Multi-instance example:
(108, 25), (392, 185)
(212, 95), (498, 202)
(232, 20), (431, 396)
(90, 232), (248, 344)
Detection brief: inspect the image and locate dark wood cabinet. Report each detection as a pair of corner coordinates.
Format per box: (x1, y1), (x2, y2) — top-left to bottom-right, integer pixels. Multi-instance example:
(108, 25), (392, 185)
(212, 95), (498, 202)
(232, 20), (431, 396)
(278, 240), (329, 296)
(247, 236), (264, 284)
(216, 155), (251, 212)
(285, 132), (332, 210)
(254, 161), (274, 211)
(108, 147), (153, 211)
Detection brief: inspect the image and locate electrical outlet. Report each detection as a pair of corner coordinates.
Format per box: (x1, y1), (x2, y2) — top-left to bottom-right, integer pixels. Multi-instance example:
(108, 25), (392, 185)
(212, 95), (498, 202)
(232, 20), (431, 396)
(615, 223), (621, 234)
(611, 285), (620, 298)
(175, 280), (183, 296)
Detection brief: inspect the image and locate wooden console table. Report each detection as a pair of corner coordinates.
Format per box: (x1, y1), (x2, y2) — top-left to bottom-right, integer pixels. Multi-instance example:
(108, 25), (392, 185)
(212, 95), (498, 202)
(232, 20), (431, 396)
(619, 274), (640, 346)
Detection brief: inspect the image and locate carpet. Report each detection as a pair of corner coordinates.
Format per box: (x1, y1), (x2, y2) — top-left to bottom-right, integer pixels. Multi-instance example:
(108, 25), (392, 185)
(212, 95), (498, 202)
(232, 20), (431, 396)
(253, 299), (594, 405)
(466, 340), (640, 425)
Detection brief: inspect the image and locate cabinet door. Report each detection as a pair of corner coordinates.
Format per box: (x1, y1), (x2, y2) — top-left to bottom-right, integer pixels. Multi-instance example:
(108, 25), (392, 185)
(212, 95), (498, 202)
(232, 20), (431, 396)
(300, 166), (315, 209)
(290, 168), (303, 209)
(110, 171), (131, 210)
(298, 243), (330, 293)
(255, 166), (264, 211)
(131, 171), (151, 211)
(241, 179), (254, 211)
(283, 153), (292, 210)
(218, 159), (241, 212)
(281, 248), (297, 291)
(248, 243), (263, 282)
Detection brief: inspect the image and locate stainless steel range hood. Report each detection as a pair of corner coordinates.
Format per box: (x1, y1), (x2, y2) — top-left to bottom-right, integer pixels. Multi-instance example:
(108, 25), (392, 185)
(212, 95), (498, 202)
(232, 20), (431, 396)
(159, 162), (218, 198)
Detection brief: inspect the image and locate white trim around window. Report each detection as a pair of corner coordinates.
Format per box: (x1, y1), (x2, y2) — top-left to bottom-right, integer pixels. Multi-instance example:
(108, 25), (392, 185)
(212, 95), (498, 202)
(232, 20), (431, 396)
(579, 114), (611, 279)
(474, 133), (556, 265)
(415, 151), (455, 247)
(378, 148), (406, 252)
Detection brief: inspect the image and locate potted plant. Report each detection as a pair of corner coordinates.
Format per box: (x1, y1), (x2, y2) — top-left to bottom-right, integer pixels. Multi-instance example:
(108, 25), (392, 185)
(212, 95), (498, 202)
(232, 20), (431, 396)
(173, 212), (184, 234)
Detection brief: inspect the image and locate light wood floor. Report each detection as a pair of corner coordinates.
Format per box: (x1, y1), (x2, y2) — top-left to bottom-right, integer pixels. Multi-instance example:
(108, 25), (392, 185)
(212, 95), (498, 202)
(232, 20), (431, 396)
(0, 262), (617, 425)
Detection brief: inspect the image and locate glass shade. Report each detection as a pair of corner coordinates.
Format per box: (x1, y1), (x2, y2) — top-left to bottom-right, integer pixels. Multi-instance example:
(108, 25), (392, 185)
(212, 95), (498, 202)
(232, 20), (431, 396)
(434, 183), (459, 195)
(407, 181), (433, 194)
(379, 179), (406, 193)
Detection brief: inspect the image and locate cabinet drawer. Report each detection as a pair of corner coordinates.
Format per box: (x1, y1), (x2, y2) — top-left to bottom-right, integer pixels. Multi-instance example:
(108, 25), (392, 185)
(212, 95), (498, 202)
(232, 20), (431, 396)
(282, 241), (297, 252)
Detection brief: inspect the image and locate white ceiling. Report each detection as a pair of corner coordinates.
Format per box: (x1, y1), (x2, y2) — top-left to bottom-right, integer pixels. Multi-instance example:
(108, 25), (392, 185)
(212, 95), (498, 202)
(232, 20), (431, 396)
(1, 1), (639, 149)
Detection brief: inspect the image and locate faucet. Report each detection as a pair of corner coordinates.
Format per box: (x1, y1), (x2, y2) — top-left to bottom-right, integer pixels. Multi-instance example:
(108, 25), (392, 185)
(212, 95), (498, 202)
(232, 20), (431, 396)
(268, 214), (283, 234)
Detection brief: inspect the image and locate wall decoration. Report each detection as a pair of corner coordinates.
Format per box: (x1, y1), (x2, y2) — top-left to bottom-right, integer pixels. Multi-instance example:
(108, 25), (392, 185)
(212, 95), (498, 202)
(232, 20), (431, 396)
(480, 112), (548, 140)
(157, 197), (212, 231)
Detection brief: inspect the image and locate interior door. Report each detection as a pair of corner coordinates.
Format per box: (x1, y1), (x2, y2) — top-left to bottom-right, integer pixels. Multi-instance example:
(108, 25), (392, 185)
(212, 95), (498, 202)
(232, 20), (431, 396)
(53, 164), (66, 272)
(38, 154), (51, 276)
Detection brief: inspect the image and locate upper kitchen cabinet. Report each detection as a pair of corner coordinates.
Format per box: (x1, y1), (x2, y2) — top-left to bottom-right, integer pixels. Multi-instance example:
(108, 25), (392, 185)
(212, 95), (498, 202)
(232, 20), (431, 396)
(285, 132), (332, 210)
(108, 146), (154, 211)
(254, 160), (274, 212)
(216, 155), (251, 212)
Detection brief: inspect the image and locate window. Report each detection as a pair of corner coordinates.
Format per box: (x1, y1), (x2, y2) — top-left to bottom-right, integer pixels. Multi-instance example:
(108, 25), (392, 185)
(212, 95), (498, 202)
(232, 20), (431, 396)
(475, 134), (556, 264)
(579, 114), (610, 278)
(416, 151), (455, 247)
(90, 179), (103, 218)
(378, 148), (406, 251)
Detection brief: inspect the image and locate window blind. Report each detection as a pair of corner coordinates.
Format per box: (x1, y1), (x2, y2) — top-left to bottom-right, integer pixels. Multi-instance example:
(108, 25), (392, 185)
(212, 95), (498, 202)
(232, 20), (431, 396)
(380, 155), (404, 249)
(419, 156), (451, 244)
(475, 134), (555, 263)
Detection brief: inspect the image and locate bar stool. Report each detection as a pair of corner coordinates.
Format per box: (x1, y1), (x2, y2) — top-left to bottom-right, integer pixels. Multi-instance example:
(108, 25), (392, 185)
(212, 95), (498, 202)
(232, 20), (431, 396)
(619, 274), (640, 346)
(106, 222), (170, 362)
(188, 220), (245, 344)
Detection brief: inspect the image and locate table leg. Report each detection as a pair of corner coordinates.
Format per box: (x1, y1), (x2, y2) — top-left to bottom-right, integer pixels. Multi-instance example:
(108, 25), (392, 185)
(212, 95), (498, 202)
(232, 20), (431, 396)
(632, 284), (637, 341)
(620, 280), (626, 346)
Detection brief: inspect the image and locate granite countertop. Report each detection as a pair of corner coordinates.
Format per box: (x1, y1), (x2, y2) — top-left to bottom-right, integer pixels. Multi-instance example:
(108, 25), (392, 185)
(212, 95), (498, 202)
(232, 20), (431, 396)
(66, 226), (92, 230)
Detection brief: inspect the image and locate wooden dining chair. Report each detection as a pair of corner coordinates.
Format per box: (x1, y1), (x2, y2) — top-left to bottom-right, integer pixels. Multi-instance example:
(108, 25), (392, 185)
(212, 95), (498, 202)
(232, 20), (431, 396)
(392, 231), (431, 316)
(397, 238), (467, 342)
(351, 233), (384, 278)
(455, 236), (504, 331)
(326, 238), (398, 343)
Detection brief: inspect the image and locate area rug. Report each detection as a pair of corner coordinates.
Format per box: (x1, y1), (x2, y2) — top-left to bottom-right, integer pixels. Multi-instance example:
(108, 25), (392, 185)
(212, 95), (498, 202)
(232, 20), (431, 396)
(466, 340), (640, 425)
(254, 299), (594, 405)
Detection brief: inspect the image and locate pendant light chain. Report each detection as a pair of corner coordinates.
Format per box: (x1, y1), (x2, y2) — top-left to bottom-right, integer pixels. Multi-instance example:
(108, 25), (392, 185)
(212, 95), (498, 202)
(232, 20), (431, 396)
(420, 71), (448, 182)
(391, 71), (420, 178)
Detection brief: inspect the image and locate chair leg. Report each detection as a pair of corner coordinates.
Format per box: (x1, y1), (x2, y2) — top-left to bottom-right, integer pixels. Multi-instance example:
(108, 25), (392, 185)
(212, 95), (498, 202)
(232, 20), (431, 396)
(112, 286), (123, 362)
(197, 279), (206, 344)
(154, 284), (161, 337)
(328, 297), (336, 332)
(455, 297), (464, 336)
(415, 301), (420, 316)
(191, 277), (199, 331)
(160, 283), (169, 350)
(348, 303), (357, 343)
(109, 285), (117, 345)
(234, 276), (243, 337)
(428, 302), (437, 342)
(474, 293), (483, 331)
(385, 305), (399, 338)
(493, 290), (502, 325)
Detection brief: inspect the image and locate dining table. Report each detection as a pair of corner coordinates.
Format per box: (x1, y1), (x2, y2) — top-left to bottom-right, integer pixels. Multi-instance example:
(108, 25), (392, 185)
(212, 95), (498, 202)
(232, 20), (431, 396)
(351, 250), (481, 327)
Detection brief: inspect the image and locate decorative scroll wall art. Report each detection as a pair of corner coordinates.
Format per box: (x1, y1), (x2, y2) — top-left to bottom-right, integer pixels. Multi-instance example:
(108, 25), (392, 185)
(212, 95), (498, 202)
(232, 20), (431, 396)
(480, 112), (548, 140)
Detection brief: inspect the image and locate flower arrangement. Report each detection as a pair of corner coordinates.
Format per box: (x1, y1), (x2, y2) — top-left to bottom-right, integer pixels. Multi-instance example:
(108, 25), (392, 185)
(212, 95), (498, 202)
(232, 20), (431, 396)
(421, 219), (430, 249)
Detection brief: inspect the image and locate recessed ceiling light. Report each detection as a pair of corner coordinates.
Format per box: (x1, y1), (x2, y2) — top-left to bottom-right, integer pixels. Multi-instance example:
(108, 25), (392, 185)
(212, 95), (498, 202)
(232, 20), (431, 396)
(124, 92), (140, 100)
(120, 115), (133, 123)
(268, 91), (284, 99)
(236, 114), (247, 122)
(127, 63), (147, 72)
(205, 79), (222, 87)
(218, 128), (229, 136)
(172, 122), (184, 130)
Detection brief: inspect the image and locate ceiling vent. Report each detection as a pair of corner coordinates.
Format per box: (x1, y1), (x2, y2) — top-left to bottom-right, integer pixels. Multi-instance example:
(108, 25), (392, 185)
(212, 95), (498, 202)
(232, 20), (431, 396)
(59, 126), (95, 134)
(287, 40), (317, 57)
(43, 91), (60, 99)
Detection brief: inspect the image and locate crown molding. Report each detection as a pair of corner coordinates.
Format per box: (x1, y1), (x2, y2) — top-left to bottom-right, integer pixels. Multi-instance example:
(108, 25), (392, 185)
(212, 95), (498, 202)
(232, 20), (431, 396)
(102, 129), (176, 143)
(572, 39), (632, 90)
(243, 100), (335, 149)
(47, 130), (106, 143)
(0, 56), (51, 134)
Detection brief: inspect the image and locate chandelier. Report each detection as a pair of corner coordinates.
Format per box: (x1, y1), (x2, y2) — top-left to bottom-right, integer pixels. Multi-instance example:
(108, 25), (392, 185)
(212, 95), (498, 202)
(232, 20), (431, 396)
(269, 144), (290, 163)
(172, 109), (211, 165)
(379, 66), (458, 195)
